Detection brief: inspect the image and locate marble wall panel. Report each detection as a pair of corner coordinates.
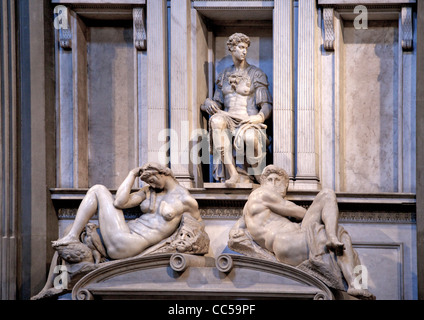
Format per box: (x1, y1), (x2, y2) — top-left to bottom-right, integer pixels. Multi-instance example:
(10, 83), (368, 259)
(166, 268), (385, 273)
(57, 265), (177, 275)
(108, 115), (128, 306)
(343, 223), (417, 300)
(342, 20), (400, 193)
(87, 25), (136, 188)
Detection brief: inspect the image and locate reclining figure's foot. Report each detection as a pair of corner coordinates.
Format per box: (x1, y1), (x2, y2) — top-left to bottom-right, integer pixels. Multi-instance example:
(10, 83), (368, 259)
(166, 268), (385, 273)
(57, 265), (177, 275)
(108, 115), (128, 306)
(51, 234), (80, 248)
(347, 288), (376, 300)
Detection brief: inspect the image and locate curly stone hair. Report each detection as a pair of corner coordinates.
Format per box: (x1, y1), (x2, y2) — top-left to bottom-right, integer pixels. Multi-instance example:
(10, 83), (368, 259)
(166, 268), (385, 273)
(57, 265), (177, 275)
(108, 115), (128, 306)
(260, 165), (290, 187)
(227, 33), (251, 52)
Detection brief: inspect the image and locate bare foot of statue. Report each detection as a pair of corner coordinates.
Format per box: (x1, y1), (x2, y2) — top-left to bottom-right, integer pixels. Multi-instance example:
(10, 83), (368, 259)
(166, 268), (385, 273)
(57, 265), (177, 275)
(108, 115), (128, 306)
(51, 234), (80, 247)
(347, 287), (376, 300)
(326, 236), (345, 256)
(225, 174), (239, 188)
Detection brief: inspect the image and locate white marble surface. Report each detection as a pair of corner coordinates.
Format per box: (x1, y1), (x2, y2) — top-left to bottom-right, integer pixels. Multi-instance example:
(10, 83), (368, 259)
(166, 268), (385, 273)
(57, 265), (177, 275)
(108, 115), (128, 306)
(273, 0), (294, 177)
(87, 26), (136, 189)
(343, 222), (417, 300)
(342, 20), (400, 193)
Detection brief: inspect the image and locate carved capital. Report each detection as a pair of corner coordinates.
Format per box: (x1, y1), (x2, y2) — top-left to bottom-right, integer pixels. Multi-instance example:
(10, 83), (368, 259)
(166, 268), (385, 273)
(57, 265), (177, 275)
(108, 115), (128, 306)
(59, 28), (72, 50)
(401, 6), (413, 51)
(323, 7), (335, 51)
(57, 6), (72, 50)
(133, 7), (147, 51)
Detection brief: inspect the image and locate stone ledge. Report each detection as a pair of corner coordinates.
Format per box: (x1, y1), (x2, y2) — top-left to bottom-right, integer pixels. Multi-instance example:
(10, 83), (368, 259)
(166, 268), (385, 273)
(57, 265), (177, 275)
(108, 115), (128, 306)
(51, 188), (416, 223)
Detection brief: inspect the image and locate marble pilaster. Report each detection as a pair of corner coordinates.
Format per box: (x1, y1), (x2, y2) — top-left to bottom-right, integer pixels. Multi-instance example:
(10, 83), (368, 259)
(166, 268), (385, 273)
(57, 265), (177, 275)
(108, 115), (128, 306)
(170, 0), (195, 187)
(1, 0), (18, 299)
(416, 0), (424, 301)
(19, 0), (57, 298)
(273, 0), (294, 178)
(56, 9), (89, 188)
(71, 11), (89, 188)
(296, 0), (320, 189)
(145, 0), (168, 166)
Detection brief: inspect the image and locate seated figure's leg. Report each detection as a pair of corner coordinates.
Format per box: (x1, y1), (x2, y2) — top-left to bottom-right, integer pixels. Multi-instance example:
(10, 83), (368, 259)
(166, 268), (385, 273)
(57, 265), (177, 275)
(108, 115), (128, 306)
(210, 114), (239, 186)
(301, 189), (344, 255)
(243, 128), (266, 182)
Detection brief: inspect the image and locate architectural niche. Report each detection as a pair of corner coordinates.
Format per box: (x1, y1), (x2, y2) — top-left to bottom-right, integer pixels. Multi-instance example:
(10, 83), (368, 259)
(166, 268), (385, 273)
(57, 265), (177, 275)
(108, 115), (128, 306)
(319, 0), (415, 52)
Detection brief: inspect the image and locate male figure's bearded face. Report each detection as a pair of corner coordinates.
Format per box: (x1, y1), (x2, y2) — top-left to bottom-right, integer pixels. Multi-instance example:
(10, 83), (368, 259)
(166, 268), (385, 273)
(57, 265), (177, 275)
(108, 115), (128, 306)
(172, 228), (195, 252)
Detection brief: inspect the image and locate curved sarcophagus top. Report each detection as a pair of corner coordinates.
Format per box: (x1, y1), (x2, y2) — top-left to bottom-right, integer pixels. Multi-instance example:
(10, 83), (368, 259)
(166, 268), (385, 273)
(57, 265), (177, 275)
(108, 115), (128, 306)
(72, 253), (334, 300)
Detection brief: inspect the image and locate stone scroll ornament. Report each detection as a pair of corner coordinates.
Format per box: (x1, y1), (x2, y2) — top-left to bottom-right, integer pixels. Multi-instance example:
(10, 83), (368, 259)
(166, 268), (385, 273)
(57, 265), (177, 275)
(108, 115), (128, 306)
(228, 164), (376, 300)
(200, 33), (273, 188)
(32, 163), (209, 300)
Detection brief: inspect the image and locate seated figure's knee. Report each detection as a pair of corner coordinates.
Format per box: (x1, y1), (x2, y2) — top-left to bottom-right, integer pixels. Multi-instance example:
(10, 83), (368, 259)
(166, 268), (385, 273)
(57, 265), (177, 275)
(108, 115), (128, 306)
(210, 114), (227, 130)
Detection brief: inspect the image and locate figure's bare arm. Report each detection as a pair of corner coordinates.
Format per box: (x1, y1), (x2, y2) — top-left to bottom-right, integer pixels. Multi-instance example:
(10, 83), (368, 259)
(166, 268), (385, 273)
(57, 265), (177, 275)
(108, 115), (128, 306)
(259, 102), (272, 120)
(229, 215), (247, 238)
(181, 193), (201, 221)
(113, 169), (147, 209)
(262, 191), (307, 221)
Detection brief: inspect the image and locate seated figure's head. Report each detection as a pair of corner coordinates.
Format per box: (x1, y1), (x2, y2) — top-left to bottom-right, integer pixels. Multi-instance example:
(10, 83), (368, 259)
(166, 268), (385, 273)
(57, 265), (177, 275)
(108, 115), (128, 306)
(227, 33), (251, 50)
(260, 165), (290, 196)
(227, 33), (250, 61)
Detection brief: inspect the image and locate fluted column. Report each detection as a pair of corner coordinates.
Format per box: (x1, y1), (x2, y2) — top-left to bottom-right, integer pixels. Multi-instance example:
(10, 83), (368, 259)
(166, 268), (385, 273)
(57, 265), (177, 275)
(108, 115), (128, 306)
(296, 0), (319, 188)
(146, 0), (169, 166)
(170, 0), (194, 187)
(1, 0), (18, 299)
(416, 0), (424, 300)
(273, 0), (294, 177)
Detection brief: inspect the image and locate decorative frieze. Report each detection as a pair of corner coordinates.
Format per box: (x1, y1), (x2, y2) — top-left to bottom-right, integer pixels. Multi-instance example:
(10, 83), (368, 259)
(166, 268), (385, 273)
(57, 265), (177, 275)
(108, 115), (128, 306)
(191, 0), (274, 10)
(57, 204), (416, 224)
